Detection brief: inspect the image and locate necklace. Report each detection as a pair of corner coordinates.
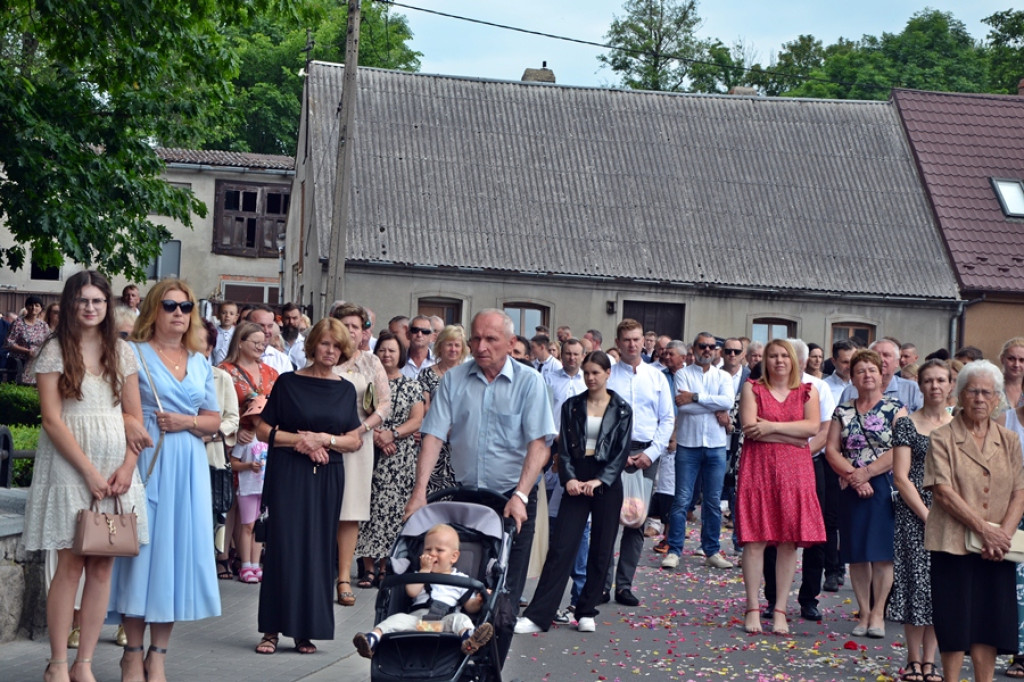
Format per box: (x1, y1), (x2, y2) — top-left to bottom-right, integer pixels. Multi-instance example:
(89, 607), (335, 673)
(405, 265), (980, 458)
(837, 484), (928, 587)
(153, 342), (185, 371)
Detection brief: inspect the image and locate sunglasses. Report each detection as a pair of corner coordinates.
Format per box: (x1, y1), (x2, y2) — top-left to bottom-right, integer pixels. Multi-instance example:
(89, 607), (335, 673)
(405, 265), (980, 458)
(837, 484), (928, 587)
(160, 300), (195, 314)
(409, 327), (432, 336)
(722, 348), (743, 355)
(696, 343), (717, 350)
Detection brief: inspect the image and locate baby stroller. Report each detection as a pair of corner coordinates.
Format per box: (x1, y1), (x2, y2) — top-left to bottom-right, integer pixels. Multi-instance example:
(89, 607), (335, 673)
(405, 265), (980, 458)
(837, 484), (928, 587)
(370, 488), (516, 682)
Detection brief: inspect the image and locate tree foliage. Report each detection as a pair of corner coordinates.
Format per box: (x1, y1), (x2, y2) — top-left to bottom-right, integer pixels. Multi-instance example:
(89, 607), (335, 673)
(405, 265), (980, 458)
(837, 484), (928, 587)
(598, 0), (706, 92)
(0, 0), (266, 279)
(207, 0), (421, 155)
(984, 10), (1024, 94)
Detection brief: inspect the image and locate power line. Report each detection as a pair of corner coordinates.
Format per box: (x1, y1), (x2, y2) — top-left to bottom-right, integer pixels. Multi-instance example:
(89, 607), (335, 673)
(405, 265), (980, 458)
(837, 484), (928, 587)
(374, 0), (891, 93)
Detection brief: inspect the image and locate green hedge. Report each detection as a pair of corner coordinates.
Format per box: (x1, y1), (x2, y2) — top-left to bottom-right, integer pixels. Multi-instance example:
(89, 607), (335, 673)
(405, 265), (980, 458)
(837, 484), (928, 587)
(0, 383), (40, 426)
(7, 424), (39, 487)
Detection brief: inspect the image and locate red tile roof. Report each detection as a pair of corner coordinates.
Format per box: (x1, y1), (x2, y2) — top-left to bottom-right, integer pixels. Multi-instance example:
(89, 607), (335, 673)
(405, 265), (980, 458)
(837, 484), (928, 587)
(893, 88), (1024, 293)
(156, 147), (294, 171)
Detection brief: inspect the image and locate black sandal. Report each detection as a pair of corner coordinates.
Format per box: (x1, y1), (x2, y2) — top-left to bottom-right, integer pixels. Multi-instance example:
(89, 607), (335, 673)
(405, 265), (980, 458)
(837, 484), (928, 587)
(901, 661), (923, 682)
(921, 661), (943, 682)
(1006, 659), (1024, 679)
(216, 558), (234, 580)
(357, 571), (376, 589)
(255, 634), (279, 655)
(294, 638), (317, 654)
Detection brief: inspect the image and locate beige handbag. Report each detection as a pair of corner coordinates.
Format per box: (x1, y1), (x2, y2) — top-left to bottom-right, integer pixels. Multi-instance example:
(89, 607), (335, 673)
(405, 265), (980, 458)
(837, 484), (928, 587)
(72, 497), (140, 557)
(965, 521), (1024, 563)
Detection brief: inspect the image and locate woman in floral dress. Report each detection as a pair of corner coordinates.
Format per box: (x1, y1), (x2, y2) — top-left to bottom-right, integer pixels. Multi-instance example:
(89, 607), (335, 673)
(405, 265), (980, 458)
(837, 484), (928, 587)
(887, 360), (952, 682)
(825, 348), (907, 639)
(417, 325), (468, 493)
(5, 295), (50, 384)
(355, 331), (424, 586)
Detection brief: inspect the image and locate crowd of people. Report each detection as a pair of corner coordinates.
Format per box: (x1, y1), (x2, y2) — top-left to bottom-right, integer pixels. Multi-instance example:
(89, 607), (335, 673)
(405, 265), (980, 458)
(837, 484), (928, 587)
(8, 277), (1024, 682)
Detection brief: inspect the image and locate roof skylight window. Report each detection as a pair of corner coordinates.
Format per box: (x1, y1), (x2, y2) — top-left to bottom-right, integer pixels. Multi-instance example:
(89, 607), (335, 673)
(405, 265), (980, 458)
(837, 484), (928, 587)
(992, 178), (1024, 218)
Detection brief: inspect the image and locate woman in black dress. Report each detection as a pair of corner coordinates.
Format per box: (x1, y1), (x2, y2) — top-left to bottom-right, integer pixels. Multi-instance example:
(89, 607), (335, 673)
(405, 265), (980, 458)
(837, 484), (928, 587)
(254, 319), (364, 655)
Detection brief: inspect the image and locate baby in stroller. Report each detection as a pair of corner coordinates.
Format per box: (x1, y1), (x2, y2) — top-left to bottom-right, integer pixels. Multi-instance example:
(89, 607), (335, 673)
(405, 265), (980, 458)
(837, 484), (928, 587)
(353, 523), (494, 658)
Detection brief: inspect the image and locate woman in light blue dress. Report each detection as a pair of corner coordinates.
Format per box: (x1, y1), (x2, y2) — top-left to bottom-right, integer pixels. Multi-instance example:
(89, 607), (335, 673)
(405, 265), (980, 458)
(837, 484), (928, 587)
(110, 278), (221, 682)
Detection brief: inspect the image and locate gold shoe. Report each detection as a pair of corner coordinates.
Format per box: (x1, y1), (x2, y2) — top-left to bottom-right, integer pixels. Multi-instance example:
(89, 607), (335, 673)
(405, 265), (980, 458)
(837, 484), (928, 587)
(67, 626), (81, 649)
(115, 624), (127, 646)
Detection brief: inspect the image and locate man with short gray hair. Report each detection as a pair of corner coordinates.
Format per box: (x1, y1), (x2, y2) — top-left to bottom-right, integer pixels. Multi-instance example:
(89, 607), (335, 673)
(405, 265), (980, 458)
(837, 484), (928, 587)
(662, 332), (735, 570)
(840, 338), (922, 412)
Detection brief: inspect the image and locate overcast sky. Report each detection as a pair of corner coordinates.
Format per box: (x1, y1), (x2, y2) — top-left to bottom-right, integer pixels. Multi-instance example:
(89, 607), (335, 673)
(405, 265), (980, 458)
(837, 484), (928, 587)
(391, 1), (1011, 88)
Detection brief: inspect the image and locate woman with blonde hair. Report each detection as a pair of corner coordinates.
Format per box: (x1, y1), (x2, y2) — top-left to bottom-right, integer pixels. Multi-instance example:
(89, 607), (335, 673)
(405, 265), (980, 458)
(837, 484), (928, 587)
(736, 339), (823, 635)
(826, 349), (907, 639)
(417, 324), (469, 493)
(112, 278), (222, 682)
(1000, 337), (1024, 413)
(21, 271), (149, 682)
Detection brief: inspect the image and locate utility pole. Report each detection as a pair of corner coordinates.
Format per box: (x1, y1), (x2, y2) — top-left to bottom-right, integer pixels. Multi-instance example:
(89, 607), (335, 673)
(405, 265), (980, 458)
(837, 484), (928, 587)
(325, 0), (361, 308)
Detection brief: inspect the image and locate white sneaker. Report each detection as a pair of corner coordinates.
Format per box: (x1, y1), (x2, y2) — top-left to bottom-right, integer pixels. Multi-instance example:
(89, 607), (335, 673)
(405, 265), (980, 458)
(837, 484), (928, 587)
(705, 552), (734, 569)
(552, 608), (573, 625)
(514, 617), (543, 634)
(577, 617), (596, 632)
(693, 547), (706, 557)
(660, 553), (680, 569)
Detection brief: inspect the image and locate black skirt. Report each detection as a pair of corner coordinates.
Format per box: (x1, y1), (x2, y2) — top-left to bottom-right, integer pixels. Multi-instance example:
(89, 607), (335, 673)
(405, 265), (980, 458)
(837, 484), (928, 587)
(930, 551), (1017, 654)
(257, 448), (345, 639)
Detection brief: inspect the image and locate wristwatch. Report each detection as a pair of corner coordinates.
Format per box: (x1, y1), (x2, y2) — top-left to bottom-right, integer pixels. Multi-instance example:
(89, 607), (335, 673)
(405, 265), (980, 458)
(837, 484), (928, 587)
(513, 490), (529, 505)
(329, 435), (336, 448)
(392, 429), (401, 441)
(692, 393), (699, 403)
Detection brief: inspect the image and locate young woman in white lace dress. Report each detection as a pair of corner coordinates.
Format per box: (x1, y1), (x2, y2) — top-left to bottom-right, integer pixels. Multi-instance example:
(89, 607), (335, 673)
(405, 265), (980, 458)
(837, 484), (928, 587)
(21, 271), (149, 682)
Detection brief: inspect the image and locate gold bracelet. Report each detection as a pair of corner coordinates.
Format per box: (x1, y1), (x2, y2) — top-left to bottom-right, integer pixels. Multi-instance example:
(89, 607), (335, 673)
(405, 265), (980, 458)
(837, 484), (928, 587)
(192, 415), (198, 430)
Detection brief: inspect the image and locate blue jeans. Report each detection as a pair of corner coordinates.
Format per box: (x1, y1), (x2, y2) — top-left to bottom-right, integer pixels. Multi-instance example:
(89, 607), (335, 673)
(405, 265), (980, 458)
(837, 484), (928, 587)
(569, 520), (591, 606)
(666, 446), (727, 556)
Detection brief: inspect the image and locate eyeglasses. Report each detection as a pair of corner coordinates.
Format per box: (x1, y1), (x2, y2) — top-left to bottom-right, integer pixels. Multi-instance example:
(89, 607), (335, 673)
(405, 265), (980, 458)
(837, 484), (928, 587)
(409, 327), (432, 336)
(963, 388), (995, 399)
(722, 348), (743, 355)
(160, 300), (195, 314)
(247, 339), (267, 349)
(75, 298), (107, 308)
(696, 343), (717, 351)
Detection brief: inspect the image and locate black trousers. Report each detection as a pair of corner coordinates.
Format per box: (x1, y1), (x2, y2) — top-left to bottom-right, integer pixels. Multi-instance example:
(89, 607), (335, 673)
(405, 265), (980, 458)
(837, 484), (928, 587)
(822, 462), (843, 578)
(764, 455), (826, 608)
(523, 464), (623, 629)
(496, 485), (537, 665)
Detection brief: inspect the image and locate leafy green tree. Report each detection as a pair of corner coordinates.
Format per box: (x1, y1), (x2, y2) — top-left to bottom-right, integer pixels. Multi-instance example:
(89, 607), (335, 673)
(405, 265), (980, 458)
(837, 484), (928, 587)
(0, 0), (263, 278)
(209, 0), (421, 155)
(598, 0), (706, 92)
(747, 35), (825, 97)
(689, 40), (756, 94)
(983, 10), (1024, 94)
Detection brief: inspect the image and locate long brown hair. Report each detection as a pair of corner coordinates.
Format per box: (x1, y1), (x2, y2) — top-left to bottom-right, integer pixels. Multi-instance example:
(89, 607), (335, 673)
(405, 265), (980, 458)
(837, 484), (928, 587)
(47, 270), (123, 403)
(222, 322), (264, 366)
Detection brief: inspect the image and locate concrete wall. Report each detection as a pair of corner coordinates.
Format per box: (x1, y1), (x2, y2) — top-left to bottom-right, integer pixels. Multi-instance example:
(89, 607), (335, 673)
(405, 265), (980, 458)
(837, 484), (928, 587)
(0, 164), (290, 306)
(337, 265), (957, 353)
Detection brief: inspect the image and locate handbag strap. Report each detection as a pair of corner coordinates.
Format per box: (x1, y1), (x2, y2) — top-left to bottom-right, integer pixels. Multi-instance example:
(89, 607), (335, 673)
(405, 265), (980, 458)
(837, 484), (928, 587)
(135, 342), (165, 486)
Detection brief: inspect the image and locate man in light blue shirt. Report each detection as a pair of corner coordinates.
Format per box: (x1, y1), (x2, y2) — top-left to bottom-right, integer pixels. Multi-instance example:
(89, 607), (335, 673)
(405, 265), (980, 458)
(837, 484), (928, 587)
(839, 338), (923, 412)
(405, 309), (556, 664)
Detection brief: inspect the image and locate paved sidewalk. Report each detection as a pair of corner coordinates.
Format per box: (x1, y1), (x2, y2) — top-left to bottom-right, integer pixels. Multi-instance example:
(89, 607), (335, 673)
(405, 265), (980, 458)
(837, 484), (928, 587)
(1, 529), (1004, 681)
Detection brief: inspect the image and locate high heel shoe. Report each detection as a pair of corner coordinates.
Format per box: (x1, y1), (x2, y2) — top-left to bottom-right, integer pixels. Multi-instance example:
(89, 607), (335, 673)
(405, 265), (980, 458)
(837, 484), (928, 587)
(336, 580), (355, 606)
(772, 608), (790, 635)
(43, 659), (67, 682)
(69, 657), (92, 682)
(743, 608), (762, 634)
(120, 645), (145, 682)
(145, 645), (168, 682)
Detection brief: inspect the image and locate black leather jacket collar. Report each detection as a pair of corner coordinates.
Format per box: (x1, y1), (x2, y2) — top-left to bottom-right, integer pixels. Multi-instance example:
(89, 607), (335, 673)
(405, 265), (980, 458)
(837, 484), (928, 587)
(558, 389), (633, 489)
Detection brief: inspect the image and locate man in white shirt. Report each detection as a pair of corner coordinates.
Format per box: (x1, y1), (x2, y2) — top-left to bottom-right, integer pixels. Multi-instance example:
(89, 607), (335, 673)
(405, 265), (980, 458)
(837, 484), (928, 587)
(762, 338), (837, 621)
(604, 319), (675, 606)
(823, 339), (856, 405)
(279, 302), (306, 369)
(212, 302), (238, 366)
(662, 332), (736, 570)
(249, 306), (293, 375)
(531, 334), (563, 379)
(401, 315), (435, 380)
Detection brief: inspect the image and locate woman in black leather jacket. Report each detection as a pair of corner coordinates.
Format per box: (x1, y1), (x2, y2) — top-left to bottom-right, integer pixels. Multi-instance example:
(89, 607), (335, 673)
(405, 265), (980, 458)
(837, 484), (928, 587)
(515, 351), (633, 634)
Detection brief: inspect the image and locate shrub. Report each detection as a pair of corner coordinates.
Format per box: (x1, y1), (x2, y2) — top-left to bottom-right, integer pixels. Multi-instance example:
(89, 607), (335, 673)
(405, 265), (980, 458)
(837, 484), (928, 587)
(0, 383), (40, 426)
(5, 424), (39, 487)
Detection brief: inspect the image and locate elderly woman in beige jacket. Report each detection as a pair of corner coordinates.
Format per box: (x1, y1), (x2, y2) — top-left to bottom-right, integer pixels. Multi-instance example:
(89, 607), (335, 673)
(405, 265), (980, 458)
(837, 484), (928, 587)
(924, 360), (1024, 682)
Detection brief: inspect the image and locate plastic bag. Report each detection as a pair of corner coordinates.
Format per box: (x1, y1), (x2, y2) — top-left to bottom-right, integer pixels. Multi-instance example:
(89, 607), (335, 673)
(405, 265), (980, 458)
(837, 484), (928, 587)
(619, 468), (652, 528)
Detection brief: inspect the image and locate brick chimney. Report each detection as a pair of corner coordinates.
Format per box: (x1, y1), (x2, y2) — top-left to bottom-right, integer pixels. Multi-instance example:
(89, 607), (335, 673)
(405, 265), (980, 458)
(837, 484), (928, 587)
(522, 61), (555, 84)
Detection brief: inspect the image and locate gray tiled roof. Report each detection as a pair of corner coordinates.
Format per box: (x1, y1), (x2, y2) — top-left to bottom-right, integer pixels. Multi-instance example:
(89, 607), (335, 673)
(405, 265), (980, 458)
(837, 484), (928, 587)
(305, 62), (958, 299)
(157, 147), (294, 171)
(892, 88), (1024, 294)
